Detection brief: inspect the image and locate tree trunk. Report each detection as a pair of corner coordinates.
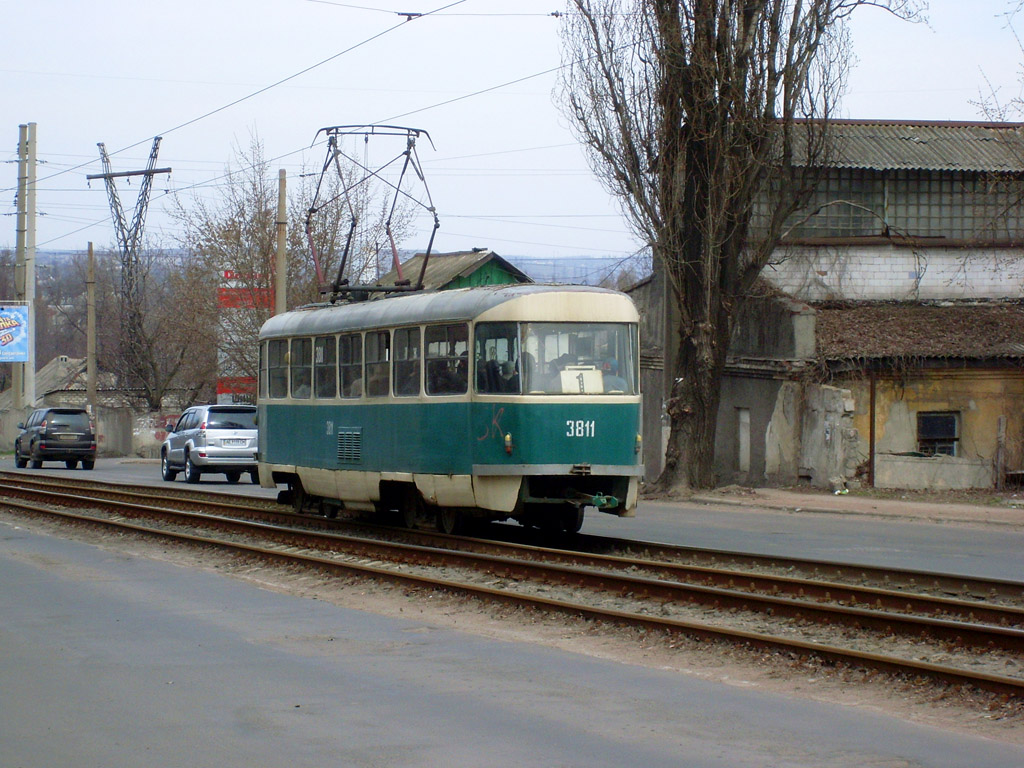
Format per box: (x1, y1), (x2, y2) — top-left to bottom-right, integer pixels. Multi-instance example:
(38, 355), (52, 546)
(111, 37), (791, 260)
(658, 320), (729, 492)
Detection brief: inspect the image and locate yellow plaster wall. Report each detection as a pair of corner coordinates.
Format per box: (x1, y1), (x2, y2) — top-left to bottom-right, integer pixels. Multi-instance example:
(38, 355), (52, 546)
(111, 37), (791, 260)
(844, 370), (1024, 470)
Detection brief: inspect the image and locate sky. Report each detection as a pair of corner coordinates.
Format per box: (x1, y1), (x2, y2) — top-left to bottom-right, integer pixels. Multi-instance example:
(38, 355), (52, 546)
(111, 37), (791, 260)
(1, 0), (1021, 265)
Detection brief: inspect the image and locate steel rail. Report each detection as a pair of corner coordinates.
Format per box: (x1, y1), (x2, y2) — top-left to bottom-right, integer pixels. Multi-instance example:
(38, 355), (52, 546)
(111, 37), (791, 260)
(5, 471), (1020, 604)
(382, 528), (1024, 628)
(2, 475), (1022, 633)
(1, 494), (1021, 698)
(22, 485), (1023, 653)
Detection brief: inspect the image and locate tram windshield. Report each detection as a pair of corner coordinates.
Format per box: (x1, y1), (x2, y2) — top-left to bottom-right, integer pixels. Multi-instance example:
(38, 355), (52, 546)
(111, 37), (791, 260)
(475, 322), (637, 395)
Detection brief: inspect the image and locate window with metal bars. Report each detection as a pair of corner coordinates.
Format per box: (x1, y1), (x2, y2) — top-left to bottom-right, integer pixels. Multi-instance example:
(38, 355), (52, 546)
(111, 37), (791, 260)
(917, 411), (959, 456)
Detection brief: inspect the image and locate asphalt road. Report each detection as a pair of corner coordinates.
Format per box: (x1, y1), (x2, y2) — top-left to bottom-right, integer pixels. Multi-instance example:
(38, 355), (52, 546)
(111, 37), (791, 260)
(2, 523), (1021, 768)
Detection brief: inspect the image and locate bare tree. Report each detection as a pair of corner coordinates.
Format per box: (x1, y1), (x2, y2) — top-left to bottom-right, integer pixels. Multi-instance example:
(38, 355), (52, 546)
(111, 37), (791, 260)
(291, 129), (421, 305)
(974, 1), (1024, 121)
(173, 134), (417, 390)
(287, 154), (416, 307)
(174, 138), (279, 393)
(34, 258), (87, 366)
(558, 0), (920, 491)
(92, 246), (219, 409)
(0, 248), (15, 392)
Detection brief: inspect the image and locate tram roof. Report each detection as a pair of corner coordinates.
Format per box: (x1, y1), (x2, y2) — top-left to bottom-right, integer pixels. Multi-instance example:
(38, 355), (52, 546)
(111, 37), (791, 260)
(259, 284), (634, 339)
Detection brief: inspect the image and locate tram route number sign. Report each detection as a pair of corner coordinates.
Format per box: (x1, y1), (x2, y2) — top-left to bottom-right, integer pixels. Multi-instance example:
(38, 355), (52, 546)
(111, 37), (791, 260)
(566, 419), (596, 438)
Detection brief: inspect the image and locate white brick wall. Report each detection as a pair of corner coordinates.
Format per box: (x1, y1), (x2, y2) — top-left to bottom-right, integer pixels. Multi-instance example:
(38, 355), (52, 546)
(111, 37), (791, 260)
(766, 245), (1024, 301)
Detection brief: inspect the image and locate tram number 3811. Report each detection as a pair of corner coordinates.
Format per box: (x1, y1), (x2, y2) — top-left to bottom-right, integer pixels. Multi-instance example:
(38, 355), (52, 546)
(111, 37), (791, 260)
(566, 419), (596, 438)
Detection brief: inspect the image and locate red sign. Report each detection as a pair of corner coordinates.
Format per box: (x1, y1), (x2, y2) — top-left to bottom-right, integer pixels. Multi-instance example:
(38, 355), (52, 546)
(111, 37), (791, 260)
(218, 287), (274, 309)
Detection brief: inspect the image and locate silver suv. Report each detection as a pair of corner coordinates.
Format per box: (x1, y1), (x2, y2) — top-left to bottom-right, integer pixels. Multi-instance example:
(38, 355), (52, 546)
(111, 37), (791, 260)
(160, 404), (258, 484)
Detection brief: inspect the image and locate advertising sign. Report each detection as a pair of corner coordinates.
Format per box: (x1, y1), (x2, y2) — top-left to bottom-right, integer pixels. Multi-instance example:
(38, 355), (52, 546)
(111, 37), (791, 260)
(0, 305), (30, 362)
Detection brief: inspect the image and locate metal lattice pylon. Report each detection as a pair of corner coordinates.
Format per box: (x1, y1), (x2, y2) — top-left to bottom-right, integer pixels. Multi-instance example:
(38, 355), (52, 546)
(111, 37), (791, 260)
(87, 138), (171, 388)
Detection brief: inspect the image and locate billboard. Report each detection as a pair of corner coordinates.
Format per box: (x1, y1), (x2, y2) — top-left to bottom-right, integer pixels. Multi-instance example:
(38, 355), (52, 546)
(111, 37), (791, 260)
(0, 305), (29, 362)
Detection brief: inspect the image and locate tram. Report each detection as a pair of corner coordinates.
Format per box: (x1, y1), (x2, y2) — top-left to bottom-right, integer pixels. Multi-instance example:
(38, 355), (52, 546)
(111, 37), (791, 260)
(256, 283), (643, 533)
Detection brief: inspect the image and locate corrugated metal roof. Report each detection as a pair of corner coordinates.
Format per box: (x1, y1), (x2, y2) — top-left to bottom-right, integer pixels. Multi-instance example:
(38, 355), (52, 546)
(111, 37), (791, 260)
(812, 120), (1024, 173)
(815, 302), (1024, 361)
(375, 249), (531, 291)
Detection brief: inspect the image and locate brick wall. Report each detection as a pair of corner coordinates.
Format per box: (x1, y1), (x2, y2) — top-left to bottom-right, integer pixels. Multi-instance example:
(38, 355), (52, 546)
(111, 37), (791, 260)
(766, 245), (1024, 301)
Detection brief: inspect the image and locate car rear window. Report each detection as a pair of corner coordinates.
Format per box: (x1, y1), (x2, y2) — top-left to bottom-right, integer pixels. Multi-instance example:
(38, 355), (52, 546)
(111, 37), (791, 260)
(207, 409), (257, 430)
(46, 411), (90, 430)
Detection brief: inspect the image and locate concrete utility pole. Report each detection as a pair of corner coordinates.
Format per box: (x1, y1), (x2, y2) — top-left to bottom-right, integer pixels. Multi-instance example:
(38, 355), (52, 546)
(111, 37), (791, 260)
(275, 168), (287, 316)
(87, 242), (97, 417)
(13, 122), (37, 412)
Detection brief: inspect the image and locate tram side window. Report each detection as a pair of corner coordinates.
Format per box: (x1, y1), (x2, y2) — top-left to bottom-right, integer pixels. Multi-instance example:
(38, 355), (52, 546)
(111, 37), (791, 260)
(258, 343), (267, 398)
(339, 333), (363, 398)
(268, 340), (289, 399)
(313, 336), (337, 399)
(394, 327), (421, 397)
(365, 331), (390, 397)
(425, 324), (468, 395)
(291, 338), (313, 399)
(475, 322), (521, 394)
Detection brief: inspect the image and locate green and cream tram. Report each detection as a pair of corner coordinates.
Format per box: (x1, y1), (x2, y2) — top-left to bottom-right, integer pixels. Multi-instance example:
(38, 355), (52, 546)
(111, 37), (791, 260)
(256, 284), (642, 533)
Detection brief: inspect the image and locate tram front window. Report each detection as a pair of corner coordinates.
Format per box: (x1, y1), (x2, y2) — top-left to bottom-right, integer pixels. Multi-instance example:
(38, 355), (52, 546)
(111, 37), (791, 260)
(475, 321), (637, 395)
(521, 322), (636, 395)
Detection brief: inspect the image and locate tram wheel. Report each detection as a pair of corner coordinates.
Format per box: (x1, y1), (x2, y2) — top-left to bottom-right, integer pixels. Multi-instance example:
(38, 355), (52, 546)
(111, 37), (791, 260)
(560, 505), (585, 534)
(290, 481), (307, 514)
(436, 507), (464, 535)
(401, 489), (423, 529)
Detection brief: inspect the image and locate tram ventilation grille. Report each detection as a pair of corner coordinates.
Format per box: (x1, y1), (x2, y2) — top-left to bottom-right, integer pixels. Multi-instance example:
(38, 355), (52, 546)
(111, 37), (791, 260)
(337, 428), (362, 464)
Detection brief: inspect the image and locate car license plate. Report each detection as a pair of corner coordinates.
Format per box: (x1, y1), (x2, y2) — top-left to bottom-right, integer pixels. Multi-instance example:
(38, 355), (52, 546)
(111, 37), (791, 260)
(223, 439), (246, 447)
(58, 434), (77, 441)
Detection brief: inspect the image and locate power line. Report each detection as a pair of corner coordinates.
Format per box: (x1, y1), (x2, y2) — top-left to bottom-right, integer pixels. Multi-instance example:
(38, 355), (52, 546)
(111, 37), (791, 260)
(10, 3), (637, 255)
(4, 0), (468, 193)
(306, 0), (562, 17)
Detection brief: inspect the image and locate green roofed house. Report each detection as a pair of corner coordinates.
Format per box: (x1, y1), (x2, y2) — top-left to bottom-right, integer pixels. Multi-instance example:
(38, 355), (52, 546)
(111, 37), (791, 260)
(376, 248), (532, 292)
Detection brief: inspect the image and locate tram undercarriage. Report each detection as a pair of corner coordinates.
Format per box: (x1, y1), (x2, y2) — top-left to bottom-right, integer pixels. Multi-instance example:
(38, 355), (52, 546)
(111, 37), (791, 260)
(267, 465), (638, 536)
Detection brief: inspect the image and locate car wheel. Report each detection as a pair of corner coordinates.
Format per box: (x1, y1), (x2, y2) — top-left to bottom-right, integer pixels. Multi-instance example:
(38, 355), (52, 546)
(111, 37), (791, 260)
(160, 451), (178, 481)
(225, 470), (241, 484)
(184, 452), (201, 484)
(30, 458), (43, 469)
(65, 459), (78, 469)
(81, 459), (95, 470)
(249, 469), (259, 484)
(14, 445), (26, 468)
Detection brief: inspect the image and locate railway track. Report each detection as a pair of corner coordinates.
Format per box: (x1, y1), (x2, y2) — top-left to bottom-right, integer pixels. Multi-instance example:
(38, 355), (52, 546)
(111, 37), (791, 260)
(2, 472), (1022, 698)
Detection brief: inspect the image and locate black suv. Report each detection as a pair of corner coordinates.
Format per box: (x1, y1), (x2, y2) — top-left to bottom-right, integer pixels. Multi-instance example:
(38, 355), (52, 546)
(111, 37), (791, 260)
(15, 407), (97, 469)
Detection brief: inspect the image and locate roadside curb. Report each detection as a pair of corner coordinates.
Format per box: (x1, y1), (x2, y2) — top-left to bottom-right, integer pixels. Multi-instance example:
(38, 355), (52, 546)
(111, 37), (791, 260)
(687, 492), (1024, 529)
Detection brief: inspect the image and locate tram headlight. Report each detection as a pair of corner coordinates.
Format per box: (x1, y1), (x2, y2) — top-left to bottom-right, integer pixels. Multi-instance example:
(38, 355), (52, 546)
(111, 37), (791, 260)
(504, 433), (513, 455)
(635, 433), (642, 454)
